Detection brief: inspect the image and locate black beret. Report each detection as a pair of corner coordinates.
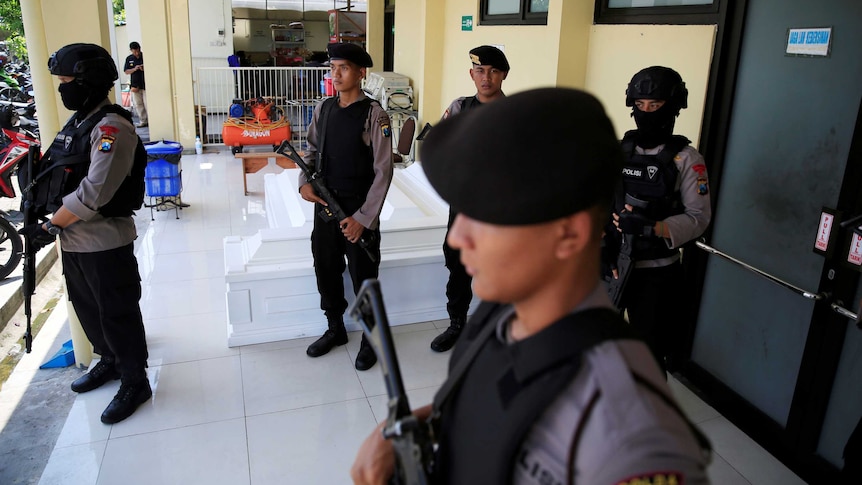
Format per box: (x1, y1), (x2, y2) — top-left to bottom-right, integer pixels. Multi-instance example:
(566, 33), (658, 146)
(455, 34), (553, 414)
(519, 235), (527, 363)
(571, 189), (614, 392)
(469, 45), (510, 72)
(420, 88), (622, 226)
(327, 42), (373, 68)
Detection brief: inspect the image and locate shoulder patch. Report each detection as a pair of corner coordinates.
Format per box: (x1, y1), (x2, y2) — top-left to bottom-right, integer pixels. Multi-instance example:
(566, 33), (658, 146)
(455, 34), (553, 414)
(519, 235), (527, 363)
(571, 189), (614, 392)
(691, 164), (707, 175)
(615, 471), (683, 485)
(99, 135), (116, 152)
(697, 177), (709, 195)
(378, 116), (391, 138)
(100, 125), (119, 136)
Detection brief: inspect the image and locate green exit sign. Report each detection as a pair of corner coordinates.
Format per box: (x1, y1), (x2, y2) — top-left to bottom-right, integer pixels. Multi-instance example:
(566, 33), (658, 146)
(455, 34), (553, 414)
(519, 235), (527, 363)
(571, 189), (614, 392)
(462, 16), (473, 31)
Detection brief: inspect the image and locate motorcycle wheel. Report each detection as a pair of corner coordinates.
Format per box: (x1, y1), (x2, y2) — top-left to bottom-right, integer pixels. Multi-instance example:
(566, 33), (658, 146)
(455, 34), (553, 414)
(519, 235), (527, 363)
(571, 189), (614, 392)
(0, 216), (23, 280)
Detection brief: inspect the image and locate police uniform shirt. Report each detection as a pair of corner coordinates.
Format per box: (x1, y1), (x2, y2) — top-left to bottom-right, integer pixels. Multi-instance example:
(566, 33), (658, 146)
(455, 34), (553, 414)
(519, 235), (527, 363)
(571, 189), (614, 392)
(510, 285), (710, 485)
(632, 144), (711, 269)
(299, 92), (393, 230)
(60, 100), (138, 252)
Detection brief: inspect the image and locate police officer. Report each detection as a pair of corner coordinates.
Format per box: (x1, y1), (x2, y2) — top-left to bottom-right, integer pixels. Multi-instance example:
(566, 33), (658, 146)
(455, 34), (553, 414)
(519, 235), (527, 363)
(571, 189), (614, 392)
(300, 43), (394, 371)
(351, 88), (711, 485)
(430, 45), (509, 353)
(609, 66), (712, 372)
(19, 43), (150, 424)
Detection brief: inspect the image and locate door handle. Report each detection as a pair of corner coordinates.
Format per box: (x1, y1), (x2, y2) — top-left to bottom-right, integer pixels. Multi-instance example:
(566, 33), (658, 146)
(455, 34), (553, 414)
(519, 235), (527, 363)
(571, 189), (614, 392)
(695, 241), (825, 300)
(831, 302), (858, 322)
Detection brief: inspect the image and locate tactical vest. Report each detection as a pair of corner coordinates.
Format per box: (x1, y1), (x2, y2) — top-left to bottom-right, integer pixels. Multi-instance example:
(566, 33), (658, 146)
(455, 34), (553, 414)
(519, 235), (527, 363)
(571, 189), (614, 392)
(19, 105), (146, 218)
(458, 95), (482, 113)
(619, 130), (690, 261)
(430, 303), (638, 485)
(318, 97), (375, 194)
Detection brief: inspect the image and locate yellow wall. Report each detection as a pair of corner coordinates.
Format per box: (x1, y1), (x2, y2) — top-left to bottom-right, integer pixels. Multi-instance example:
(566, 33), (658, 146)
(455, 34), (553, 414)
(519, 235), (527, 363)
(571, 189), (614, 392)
(22, 0), (115, 144)
(135, 0), (196, 147)
(392, 2), (716, 147)
(584, 24), (716, 146)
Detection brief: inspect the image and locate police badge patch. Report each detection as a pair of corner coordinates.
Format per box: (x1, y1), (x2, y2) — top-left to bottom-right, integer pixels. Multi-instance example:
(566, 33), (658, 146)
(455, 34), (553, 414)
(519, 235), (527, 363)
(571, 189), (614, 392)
(99, 135), (115, 152)
(379, 119), (391, 138)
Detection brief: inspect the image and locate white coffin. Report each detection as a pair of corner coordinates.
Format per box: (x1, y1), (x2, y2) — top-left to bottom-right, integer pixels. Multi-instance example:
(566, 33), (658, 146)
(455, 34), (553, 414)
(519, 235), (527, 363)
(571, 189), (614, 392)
(224, 162), (469, 347)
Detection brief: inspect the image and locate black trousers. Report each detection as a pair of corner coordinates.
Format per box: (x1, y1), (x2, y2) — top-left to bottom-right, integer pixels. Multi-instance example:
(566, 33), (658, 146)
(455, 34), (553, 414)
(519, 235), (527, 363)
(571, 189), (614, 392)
(311, 197), (381, 321)
(443, 209), (472, 321)
(62, 243), (148, 380)
(619, 261), (684, 369)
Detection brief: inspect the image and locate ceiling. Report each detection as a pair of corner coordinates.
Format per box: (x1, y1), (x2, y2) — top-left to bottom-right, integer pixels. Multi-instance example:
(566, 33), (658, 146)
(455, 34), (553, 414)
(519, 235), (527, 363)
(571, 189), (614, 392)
(231, 0), (367, 12)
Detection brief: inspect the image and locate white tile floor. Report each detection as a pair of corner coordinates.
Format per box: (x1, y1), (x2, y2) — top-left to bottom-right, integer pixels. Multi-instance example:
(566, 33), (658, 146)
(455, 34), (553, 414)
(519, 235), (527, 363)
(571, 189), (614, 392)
(36, 150), (808, 484)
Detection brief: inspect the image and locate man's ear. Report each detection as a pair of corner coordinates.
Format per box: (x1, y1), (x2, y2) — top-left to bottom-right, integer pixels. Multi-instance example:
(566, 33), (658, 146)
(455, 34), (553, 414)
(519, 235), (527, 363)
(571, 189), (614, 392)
(503, 71), (509, 80)
(556, 212), (592, 259)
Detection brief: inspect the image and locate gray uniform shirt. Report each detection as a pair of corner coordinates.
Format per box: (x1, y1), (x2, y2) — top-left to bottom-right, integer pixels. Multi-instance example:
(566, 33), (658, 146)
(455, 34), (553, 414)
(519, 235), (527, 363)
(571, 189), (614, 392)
(635, 144), (711, 268)
(508, 286), (711, 485)
(59, 100), (138, 253)
(299, 92), (394, 230)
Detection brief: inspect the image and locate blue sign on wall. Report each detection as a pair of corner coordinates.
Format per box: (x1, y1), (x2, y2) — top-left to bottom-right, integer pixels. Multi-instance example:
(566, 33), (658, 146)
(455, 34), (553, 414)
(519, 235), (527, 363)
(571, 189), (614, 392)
(786, 27), (832, 57)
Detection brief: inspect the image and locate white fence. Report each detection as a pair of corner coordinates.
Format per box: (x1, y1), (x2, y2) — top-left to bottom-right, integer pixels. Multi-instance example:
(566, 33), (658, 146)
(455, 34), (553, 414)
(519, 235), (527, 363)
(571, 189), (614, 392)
(195, 66), (329, 152)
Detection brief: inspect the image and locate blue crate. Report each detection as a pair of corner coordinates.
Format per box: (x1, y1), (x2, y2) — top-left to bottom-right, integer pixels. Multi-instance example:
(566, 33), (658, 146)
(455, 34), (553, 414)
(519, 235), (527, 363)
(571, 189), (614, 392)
(146, 175), (182, 197)
(145, 159), (182, 197)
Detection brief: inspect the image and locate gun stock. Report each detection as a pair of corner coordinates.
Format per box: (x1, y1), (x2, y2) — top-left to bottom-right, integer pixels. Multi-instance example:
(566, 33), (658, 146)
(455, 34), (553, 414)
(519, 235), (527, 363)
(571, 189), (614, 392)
(348, 279), (434, 485)
(275, 141), (379, 263)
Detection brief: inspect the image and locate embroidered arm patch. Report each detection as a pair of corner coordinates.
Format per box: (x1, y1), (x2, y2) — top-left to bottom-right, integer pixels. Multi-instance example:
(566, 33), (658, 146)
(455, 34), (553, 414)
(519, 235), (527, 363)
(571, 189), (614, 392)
(377, 116), (391, 138)
(99, 135), (116, 152)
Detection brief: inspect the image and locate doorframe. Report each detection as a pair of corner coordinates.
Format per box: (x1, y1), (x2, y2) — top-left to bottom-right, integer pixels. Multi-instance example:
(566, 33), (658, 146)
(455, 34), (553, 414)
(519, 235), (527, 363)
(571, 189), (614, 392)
(678, 0), (862, 481)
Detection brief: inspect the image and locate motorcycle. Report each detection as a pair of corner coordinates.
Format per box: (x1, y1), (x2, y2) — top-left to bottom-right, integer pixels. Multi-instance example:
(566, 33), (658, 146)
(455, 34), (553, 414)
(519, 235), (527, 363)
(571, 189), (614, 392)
(0, 126), (40, 279)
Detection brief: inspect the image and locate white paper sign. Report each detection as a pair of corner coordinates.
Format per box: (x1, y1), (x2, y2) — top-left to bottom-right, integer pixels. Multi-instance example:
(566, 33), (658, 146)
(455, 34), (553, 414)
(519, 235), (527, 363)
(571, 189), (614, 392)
(786, 28), (832, 57)
(814, 212), (833, 251)
(848, 233), (862, 266)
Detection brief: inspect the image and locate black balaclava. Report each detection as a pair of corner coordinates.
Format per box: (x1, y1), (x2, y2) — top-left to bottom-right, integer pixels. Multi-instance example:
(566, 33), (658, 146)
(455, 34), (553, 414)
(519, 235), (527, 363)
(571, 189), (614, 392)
(59, 81), (109, 117)
(631, 102), (677, 149)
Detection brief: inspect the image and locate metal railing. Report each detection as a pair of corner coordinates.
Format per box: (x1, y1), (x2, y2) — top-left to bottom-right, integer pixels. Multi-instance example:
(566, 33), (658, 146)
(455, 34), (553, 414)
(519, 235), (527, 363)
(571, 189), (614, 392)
(194, 66), (329, 152)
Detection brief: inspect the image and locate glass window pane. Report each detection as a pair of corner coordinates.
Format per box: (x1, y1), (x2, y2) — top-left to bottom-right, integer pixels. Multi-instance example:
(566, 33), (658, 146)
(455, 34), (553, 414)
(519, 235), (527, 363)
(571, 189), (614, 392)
(608, 0), (713, 7)
(487, 0), (520, 15)
(530, 0), (549, 13)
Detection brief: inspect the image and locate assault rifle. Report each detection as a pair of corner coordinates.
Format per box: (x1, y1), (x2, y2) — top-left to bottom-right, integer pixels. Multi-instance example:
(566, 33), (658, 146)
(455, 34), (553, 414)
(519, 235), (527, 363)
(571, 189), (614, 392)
(606, 194), (650, 308)
(21, 142), (42, 353)
(348, 279), (434, 485)
(275, 140), (378, 262)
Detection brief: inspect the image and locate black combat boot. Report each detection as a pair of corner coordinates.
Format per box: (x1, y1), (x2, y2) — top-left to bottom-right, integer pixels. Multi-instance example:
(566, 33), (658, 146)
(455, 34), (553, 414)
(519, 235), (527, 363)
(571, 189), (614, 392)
(430, 317), (465, 352)
(71, 358), (120, 393)
(100, 376), (152, 424)
(354, 334), (377, 371)
(306, 319), (348, 357)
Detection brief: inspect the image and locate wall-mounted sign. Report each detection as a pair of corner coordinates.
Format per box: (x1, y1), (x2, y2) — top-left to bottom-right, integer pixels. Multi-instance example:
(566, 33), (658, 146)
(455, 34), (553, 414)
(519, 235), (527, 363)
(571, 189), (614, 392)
(462, 16), (473, 31)
(814, 211), (834, 253)
(813, 207), (839, 257)
(848, 233), (862, 266)
(786, 27), (832, 57)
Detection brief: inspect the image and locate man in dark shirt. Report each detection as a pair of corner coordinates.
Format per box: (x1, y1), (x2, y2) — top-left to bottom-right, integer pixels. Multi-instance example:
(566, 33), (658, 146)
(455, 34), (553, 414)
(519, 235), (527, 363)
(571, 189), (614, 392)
(123, 41), (147, 127)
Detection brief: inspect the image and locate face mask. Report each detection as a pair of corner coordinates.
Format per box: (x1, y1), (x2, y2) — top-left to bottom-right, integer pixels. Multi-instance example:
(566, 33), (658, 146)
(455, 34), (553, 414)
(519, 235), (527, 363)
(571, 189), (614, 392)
(631, 103), (677, 149)
(58, 81), (93, 111)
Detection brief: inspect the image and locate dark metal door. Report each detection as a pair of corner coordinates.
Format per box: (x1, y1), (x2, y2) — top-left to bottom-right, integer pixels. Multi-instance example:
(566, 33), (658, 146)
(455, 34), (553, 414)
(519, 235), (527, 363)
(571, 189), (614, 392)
(689, 0), (862, 479)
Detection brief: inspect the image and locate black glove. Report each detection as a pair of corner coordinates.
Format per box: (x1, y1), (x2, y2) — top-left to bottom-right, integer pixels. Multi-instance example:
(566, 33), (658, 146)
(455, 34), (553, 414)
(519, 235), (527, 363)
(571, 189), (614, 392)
(18, 224), (56, 251)
(617, 212), (656, 237)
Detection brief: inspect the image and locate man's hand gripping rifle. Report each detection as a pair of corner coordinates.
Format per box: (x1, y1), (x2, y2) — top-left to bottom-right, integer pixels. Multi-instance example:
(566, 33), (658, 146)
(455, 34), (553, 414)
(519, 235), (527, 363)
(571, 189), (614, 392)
(348, 279), (434, 485)
(606, 194), (650, 308)
(275, 140), (378, 263)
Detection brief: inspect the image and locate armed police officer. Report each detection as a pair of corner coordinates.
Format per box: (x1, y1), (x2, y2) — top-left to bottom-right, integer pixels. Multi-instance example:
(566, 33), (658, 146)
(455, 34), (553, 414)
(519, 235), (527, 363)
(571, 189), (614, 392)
(19, 43), (150, 424)
(608, 66), (712, 373)
(300, 43), (394, 371)
(430, 45), (509, 353)
(352, 88), (711, 485)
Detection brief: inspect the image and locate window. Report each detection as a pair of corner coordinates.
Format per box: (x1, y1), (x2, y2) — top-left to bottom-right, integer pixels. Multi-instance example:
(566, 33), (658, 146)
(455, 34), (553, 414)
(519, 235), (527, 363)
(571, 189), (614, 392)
(481, 0), (549, 26)
(595, 0), (719, 25)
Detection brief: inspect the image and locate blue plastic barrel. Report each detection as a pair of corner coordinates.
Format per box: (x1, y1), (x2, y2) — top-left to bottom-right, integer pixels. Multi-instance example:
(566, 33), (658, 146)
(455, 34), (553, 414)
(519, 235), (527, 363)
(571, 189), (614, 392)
(144, 140), (183, 197)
